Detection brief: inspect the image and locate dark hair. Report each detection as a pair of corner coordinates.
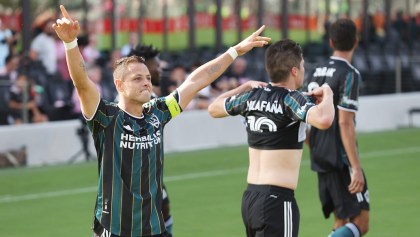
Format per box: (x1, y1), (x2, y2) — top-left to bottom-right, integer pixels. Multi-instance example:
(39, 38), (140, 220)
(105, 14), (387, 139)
(128, 44), (160, 61)
(265, 39), (303, 83)
(329, 18), (357, 51)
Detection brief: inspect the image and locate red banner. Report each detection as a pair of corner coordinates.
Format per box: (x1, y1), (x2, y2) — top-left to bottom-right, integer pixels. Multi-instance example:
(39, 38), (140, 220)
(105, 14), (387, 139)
(102, 13), (317, 34)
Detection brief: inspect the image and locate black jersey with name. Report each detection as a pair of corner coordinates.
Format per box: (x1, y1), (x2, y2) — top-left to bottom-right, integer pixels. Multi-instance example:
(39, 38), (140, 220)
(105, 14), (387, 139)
(87, 91), (181, 236)
(303, 56), (361, 172)
(224, 83), (316, 150)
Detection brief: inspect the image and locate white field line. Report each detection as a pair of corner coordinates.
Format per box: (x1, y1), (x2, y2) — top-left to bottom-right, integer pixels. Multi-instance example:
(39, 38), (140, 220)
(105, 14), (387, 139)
(0, 146), (419, 204)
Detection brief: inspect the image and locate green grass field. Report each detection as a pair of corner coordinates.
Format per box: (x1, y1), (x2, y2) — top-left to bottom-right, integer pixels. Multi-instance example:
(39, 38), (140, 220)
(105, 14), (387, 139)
(1, 128), (419, 236)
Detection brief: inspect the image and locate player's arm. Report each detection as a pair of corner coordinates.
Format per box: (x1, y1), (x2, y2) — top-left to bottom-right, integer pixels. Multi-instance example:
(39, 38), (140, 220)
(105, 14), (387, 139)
(52, 5), (99, 119)
(208, 80), (267, 118)
(339, 109), (364, 194)
(176, 26), (270, 110)
(306, 85), (335, 130)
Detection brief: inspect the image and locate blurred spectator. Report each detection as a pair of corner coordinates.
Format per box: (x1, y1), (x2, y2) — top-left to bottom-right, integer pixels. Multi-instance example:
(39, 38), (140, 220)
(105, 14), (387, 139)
(373, 8), (386, 42)
(8, 73), (48, 124)
(408, 13), (420, 43)
(0, 54), (19, 83)
(30, 19), (57, 77)
(225, 57), (251, 85)
(82, 34), (101, 67)
(0, 74), (11, 125)
(392, 10), (409, 43)
(0, 19), (13, 68)
(55, 35), (71, 83)
(99, 49), (120, 101)
(160, 64), (186, 97)
(121, 32), (139, 57)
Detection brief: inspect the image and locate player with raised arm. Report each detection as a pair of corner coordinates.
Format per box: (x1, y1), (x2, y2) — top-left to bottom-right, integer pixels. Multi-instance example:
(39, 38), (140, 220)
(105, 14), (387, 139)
(208, 39), (335, 237)
(128, 44), (173, 235)
(53, 5), (270, 237)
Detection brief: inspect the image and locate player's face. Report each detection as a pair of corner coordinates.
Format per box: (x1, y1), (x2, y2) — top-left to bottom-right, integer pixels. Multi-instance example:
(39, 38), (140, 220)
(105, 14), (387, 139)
(120, 62), (152, 104)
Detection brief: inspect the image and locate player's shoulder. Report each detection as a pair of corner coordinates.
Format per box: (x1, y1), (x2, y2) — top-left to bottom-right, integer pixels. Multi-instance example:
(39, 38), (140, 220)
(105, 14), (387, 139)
(330, 56), (360, 74)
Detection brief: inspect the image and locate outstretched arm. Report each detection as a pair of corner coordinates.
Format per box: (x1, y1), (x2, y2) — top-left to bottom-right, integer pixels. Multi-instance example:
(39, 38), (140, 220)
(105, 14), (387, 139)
(52, 5), (100, 119)
(176, 26), (270, 110)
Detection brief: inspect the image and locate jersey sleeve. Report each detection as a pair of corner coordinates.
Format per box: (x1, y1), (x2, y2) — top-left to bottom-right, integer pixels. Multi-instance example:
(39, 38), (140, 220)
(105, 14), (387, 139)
(165, 90), (182, 119)
(86, 99), (116, 133)
(284, 91), (316, 122)
(224, 90), (253, 116)
(150, 90), (182, 124)
(338, 71), (359, 112)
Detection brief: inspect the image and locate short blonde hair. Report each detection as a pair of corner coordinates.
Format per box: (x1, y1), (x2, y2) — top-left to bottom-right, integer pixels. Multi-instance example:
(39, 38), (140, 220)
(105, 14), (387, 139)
(113, 55), (145, 81)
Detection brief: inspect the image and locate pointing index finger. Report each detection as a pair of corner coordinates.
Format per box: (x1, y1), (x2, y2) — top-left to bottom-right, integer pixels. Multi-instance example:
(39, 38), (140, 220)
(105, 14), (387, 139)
(60, 5), (72, 21)
(253, 25), (266, 36)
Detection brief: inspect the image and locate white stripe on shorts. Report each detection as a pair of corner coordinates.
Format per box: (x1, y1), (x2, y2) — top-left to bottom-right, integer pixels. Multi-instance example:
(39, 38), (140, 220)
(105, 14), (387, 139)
(284, 201), (293, 237)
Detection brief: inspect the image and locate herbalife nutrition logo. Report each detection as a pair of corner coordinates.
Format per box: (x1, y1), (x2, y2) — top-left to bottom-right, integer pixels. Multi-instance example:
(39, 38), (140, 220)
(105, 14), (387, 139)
(120, 130), (162, 149)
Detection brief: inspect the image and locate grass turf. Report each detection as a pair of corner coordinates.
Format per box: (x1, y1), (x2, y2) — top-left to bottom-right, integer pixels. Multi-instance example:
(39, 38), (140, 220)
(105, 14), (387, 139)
(0, 128), (419, 236)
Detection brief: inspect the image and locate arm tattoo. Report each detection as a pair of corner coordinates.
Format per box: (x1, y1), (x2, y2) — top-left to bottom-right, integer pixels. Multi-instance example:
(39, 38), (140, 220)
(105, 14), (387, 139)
(206, 64), (222, 76)
(79, 61), (87, 72)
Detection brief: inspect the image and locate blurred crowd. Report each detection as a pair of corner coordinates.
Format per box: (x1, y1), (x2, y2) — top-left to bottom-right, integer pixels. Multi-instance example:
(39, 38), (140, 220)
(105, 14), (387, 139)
(1, 9), (420, 126)
(0, 17), (260, 126)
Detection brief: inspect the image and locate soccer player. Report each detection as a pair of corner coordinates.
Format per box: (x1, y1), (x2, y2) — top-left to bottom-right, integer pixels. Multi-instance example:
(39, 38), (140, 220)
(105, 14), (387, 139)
(303, 18), (370, 237)
(208, 39), (335, 237)
(128, 45), (174, 234)
(53, 5), (270, 237)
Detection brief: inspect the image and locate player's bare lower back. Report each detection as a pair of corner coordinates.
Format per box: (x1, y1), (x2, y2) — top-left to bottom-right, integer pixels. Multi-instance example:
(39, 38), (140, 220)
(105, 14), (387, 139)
(247, 148), (302, 190)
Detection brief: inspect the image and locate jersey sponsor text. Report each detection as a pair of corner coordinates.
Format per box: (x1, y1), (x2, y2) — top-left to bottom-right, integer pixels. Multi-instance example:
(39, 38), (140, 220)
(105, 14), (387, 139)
(120, 131), (162, 149)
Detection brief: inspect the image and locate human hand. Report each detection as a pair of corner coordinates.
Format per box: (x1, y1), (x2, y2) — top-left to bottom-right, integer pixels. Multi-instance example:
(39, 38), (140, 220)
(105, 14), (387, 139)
(52, 5), (80, 43)
(348, 167), (365, 194)
(233, 25), (271, 56)
(306, 84), (333, 104)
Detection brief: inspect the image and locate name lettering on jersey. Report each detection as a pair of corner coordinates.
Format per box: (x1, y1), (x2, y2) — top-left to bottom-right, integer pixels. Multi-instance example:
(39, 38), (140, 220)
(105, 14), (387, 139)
(120, 130), (162, 150)
(247, 100), (283, 114)
(313, 67), (336, 77)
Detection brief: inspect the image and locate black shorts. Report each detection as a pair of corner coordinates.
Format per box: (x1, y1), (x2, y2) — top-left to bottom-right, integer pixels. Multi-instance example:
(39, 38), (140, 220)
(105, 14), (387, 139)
(318, 167), (370, 219)
(92, 218), (172, 237)
(241, 184), (300, 237)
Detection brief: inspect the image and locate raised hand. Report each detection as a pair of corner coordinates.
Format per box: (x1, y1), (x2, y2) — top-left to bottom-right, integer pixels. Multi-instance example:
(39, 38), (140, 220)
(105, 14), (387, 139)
(52, 5), (80, 43)
(233, 25), (271, 56)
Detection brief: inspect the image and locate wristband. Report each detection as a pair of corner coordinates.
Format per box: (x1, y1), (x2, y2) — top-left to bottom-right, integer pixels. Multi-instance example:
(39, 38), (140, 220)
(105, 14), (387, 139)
(63, 38), (78, 50)
(227, 47), (238, 60)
